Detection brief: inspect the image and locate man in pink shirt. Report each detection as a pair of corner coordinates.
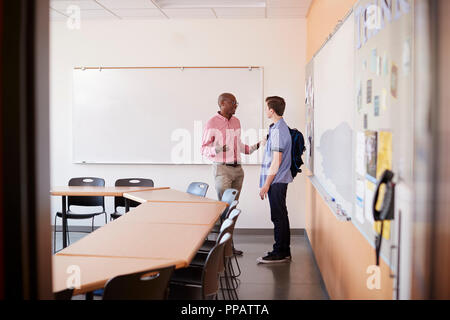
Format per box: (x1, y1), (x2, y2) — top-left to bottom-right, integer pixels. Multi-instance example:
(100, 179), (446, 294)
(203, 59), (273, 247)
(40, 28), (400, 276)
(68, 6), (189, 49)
(201, 93), (262, 201)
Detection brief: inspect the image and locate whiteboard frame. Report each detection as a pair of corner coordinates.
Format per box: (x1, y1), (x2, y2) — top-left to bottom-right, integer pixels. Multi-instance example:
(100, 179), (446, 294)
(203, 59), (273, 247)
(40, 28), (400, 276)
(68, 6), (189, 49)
(71, 66), (265, 165)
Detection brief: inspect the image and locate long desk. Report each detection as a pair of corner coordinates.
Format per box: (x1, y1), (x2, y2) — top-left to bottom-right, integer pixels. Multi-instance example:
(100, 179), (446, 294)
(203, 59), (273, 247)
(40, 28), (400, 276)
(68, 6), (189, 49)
(50, 186), (170, 248)
(53, 255), (182, 295)
(124, 188), (220, 204)
(53, 190), (227, 295)
(119, 201), (227, 226)
(56, 221), (213, 263)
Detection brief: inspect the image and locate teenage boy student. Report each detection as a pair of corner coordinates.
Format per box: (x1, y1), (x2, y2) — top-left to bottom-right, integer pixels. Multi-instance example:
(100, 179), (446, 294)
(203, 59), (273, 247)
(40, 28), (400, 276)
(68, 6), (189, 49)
(257, 96), (293, 264)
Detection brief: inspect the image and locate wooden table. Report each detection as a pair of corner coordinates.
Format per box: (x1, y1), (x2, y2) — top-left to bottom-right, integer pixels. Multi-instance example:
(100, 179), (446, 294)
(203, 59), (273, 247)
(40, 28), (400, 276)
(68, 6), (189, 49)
(53, 255), (182, 295)
(119, 201), (227, 226)
(50, 186), (170, 248)
(56, 220), (213, 264)
(53, 189), (226, 296)
(124, 188), (220, 204)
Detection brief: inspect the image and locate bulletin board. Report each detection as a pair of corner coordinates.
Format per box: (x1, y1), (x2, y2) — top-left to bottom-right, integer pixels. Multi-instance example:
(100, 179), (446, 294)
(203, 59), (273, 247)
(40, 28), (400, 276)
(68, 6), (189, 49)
(352, 0), (413, 269)
(307, 0), (414, 270)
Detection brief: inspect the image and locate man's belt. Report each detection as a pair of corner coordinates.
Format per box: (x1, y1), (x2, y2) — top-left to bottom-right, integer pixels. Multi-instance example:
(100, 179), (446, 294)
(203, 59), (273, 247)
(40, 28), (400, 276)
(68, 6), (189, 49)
(217, 163), (241, 167)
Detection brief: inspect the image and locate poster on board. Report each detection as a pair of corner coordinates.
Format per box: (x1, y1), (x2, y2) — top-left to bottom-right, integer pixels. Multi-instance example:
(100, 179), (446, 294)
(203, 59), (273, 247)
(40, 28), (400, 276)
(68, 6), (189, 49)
(305, 61), (314, 172)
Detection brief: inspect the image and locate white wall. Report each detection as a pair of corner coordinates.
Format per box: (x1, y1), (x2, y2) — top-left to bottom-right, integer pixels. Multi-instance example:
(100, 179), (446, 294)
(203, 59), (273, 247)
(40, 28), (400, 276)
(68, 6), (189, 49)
(50, 18), (307, 229)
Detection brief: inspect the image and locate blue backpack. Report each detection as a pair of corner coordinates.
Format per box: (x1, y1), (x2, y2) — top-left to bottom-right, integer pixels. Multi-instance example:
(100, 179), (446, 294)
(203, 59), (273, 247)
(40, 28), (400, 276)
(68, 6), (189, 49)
(289, 128), (306, 178)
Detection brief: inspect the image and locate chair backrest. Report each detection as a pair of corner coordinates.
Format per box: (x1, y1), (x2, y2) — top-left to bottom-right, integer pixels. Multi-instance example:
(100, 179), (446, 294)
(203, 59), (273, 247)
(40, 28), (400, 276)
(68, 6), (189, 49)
(114, 178), (154, 209)
(218, 218), (236, 259)
(221, 200), (238, 220)
(68, 177), (105, 208)
(186, 182), (209, 197)
(228, 208), (241, 224)
(201, 233), (232, 299)
(221, 188), (238, 205)
(211, 219), (235, 275)
(224, 209), (241, 258)
(103, 265), (175, 300)
(54, 288), (73, 300)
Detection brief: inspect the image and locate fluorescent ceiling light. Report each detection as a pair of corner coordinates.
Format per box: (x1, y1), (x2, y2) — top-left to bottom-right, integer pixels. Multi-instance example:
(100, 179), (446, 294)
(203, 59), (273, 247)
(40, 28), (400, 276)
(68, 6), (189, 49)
(155, 0), (266, 9)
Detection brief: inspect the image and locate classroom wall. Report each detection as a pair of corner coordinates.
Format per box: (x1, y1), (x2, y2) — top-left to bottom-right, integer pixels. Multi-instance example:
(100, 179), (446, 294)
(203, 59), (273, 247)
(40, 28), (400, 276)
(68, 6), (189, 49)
(305, 0), (394, 299)
(49, 18), (307, 229)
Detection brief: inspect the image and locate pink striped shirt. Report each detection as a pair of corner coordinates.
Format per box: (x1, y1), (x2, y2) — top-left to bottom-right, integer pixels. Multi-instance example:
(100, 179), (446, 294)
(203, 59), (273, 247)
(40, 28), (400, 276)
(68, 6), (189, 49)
(201, 112), (250, 163)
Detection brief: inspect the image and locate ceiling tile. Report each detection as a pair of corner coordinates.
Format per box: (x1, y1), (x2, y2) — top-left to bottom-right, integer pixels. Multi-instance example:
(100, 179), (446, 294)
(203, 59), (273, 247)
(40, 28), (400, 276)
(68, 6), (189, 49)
(214, 7), (265, 18)
(266, 0), (311, 8)
(112, 8), (166, 19)
(96, 0), (159, 9)
(50, 8), (68, 20)
(163, 8), (216, 19)
(50, 0), (103, 11)
(156, 0), (265, 9)
(79, 9), (118, 19)
(267, 7), (307, 18)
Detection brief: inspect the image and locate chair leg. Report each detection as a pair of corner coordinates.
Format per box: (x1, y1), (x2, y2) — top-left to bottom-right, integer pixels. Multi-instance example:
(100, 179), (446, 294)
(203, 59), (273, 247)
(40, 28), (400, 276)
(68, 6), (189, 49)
(91, 217), (95, 232)
(66, 221), (71, 245)
(224, 260), (236, 300)
(53, 215), (58, 253)
(219, 276), (226, 300)
(104, 212), (107, 225)
(232, 252), (242, 278)
(227, 258), (240, 291)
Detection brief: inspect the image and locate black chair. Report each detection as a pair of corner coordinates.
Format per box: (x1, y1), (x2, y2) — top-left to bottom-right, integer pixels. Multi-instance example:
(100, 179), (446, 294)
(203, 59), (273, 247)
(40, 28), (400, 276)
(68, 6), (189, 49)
(168, 233), (232, 300)
(220, 189), (238, 216)
(110, 178), (154, 220)
(186, 182), (209, 197)
(54, 288), (74, 300)
(102, 265), (175, 300)
(54, 177), (107, 252)
(210, 200), (238, 236)
(201, 209), (243, 291)
(190, 218), (238, 300)
(200, 209), (241, 254)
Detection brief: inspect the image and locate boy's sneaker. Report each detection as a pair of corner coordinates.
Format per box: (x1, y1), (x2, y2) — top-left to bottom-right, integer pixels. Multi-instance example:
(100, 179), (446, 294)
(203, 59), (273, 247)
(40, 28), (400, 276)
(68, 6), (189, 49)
(266, 251), (292, 260)
(256, 252), (290, 264)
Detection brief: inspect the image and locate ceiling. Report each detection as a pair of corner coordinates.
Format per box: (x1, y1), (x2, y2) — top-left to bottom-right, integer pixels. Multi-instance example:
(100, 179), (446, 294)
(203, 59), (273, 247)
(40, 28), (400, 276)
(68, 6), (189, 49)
(50, 0), (312, 20)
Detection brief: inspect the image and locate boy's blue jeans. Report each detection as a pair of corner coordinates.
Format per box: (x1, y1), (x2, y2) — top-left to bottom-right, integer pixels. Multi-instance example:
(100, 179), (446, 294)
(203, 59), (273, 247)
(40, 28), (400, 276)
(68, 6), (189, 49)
(268, 183), (291, 256)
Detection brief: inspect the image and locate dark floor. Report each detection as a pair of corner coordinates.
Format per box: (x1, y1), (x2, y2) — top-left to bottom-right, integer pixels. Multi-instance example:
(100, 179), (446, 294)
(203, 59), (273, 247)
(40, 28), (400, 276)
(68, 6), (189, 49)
(53, 231), (329, 300)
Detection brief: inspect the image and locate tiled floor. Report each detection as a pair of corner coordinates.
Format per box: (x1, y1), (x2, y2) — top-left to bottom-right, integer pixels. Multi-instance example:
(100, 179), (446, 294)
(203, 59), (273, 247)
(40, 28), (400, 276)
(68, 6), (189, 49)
(53, 231), (329, 300)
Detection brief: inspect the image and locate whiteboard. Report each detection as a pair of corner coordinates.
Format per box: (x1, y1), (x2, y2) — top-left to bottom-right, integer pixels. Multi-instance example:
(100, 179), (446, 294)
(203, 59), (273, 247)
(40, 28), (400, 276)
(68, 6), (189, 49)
(313, 12), (355, 217)
(72, 67), (264, 164)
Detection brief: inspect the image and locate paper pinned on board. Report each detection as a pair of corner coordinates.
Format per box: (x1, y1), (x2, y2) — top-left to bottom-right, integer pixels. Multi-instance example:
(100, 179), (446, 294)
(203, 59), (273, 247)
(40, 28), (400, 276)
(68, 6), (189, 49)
(356, 131), (366, 176)
(365, 181), (375, 225)
(391, 64), (398, 98)
(374, 95), (380, 116)
(367, 79), (373, 104)
(402, 39), (411, 76)
(381, 88), (388, 110)
(356, 178), (365, 224)
(376, 131), (393, 179)
(365, 130), (378, 182)
(370, 48), (378, 73)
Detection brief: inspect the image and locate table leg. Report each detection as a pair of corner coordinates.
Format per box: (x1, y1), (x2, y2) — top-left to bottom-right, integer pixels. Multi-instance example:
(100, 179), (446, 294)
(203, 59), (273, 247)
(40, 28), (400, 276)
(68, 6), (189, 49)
(125, 198), (130, 213)
(62, 196), (68, 248)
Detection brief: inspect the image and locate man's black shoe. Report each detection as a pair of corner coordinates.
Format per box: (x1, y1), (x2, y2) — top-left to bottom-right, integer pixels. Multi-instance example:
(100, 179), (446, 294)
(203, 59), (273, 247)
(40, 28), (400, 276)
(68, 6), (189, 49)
(233, 248), (243, 256)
